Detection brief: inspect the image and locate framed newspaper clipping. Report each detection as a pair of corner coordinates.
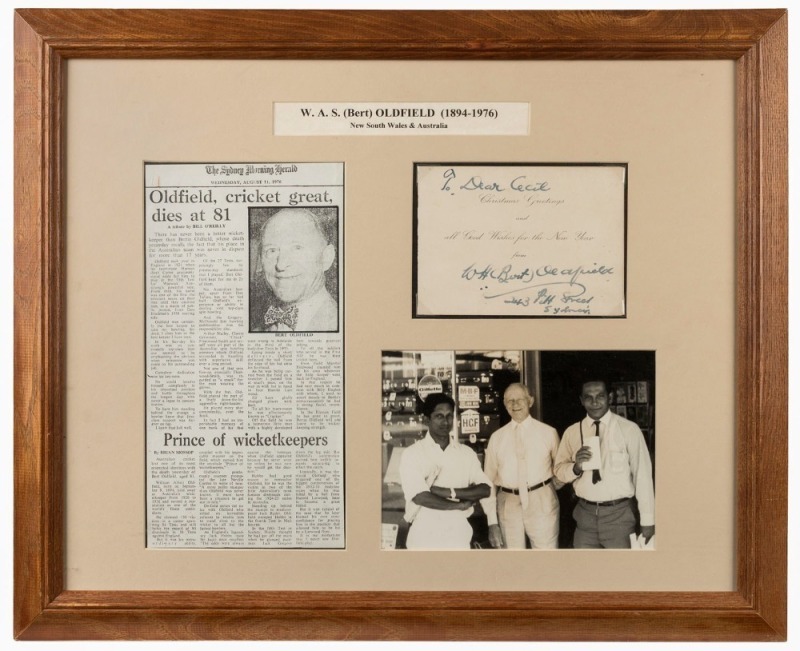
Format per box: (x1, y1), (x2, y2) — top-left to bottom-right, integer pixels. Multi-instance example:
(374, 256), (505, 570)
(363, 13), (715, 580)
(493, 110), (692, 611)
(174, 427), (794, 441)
(14, 8), (787, 642)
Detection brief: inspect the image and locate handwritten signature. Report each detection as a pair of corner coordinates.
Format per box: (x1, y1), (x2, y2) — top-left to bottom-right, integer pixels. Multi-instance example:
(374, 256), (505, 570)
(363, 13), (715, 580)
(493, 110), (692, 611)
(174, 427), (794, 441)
(460, 262), (611, 315)
(501, 285), (595, 314)
(462, 262), (614, 287)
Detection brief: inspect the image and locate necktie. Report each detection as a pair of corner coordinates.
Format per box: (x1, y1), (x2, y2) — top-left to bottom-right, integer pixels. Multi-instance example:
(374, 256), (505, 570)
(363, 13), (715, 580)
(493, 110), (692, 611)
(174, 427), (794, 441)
(592, 420), (602, 484)
(514, 422), (529, 508)
(264, 304), (298, 330)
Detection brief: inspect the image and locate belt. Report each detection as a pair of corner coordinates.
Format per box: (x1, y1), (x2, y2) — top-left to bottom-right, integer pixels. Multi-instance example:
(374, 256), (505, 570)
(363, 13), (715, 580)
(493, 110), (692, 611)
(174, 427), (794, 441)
(579, 496), (631, 507)
(499, 477), (552, 495)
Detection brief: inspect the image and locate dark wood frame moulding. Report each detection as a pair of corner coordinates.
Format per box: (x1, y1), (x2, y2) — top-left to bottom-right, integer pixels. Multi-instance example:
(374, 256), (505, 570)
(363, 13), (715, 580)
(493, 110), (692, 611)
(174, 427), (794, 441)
(14, 9), (787, 642)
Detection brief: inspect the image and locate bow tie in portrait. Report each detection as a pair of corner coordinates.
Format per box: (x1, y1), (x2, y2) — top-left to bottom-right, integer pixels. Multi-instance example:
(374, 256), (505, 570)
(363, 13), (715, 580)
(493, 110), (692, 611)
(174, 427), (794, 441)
(264, 304), (298, 330)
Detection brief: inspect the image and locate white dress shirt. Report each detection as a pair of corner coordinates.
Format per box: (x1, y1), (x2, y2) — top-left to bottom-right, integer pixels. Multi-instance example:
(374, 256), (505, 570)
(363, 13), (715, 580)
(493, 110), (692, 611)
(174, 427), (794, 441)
(399, 432), (491, 524)
(555, 410), (655, 526)
(482, 416), (560, 526)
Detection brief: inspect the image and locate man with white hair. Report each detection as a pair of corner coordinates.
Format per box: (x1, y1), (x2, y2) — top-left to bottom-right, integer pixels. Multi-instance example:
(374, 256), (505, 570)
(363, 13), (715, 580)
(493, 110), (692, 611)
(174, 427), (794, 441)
(482, 383), (561, 549)
(256, 207), (338, 332)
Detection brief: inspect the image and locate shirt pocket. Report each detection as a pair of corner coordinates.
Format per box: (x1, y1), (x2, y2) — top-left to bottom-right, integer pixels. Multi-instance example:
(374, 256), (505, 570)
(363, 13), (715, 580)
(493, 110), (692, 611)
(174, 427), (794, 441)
(609, 449), (628, 472)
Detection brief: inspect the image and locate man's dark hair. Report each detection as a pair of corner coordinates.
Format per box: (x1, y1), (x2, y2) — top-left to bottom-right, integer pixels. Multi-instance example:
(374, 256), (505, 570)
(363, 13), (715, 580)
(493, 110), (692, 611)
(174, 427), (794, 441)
(581, 380), (609, 394)
(420, 392), (455, 417)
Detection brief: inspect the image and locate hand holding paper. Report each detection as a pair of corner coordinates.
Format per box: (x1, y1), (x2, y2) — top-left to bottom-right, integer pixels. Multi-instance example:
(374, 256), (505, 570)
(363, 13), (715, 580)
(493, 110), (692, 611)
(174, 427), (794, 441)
(630, 533), (656, 550)
(579, 436), (602, 471)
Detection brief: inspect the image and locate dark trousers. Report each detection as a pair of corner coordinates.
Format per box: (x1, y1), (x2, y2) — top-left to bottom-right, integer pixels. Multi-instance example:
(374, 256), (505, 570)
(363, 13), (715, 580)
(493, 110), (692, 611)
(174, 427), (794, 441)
(573, 499), (636, 549)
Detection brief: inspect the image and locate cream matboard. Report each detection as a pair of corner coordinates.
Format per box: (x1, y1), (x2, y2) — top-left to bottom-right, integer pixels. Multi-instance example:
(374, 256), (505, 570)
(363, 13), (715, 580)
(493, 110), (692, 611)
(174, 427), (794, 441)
(65, 59), (735, 592)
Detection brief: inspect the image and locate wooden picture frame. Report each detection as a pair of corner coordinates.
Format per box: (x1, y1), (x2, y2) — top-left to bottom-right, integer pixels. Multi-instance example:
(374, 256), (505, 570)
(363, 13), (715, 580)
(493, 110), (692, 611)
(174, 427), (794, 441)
(14, 9), (787, 641)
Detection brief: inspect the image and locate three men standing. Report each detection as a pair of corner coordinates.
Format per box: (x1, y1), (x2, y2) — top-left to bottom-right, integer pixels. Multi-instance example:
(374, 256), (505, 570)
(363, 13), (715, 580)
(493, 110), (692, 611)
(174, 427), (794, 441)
(399, 379), (655, 550)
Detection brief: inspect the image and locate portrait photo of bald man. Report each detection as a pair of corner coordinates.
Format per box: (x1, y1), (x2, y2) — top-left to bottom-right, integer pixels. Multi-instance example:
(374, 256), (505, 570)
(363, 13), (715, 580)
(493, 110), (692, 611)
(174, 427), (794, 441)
(249, 206), (340, 333)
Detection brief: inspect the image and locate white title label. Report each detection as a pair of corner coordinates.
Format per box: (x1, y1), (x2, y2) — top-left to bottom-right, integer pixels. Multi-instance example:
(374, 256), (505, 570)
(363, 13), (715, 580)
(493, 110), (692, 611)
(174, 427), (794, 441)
(274, 102), (529, 136)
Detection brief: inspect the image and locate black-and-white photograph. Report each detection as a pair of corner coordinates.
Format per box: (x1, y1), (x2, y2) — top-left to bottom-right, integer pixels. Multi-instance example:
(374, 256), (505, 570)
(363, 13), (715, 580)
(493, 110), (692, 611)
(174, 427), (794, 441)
(381, 350), (656, 551)
(249, 206), (340, 333)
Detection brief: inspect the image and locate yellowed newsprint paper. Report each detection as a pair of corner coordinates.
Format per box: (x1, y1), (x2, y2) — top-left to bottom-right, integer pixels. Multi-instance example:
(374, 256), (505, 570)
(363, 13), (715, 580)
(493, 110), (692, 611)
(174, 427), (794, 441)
(145, 162), (344, 549)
